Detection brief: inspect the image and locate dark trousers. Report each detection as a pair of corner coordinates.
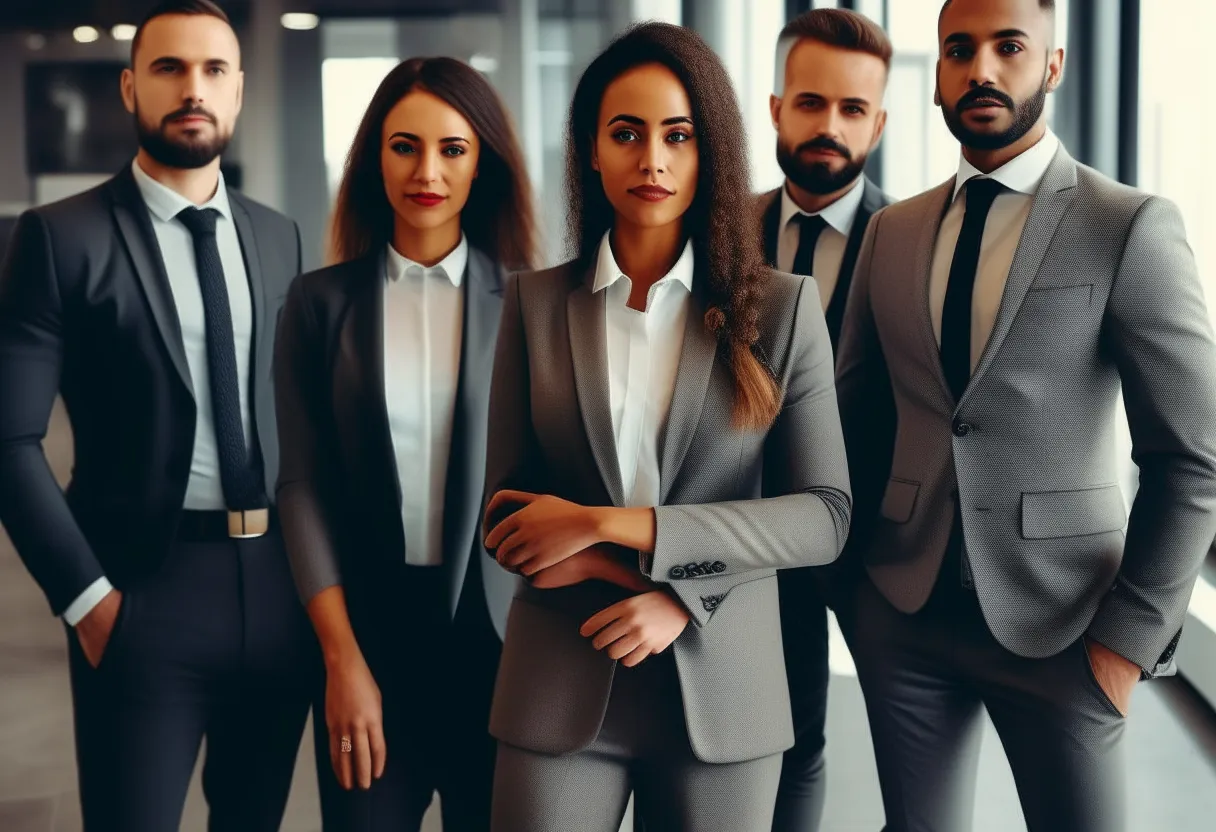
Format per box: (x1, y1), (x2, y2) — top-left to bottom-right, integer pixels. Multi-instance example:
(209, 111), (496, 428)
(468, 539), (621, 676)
(67, 524), (317, 832)
(772, 566), (830, 832)
(849, 568), (1127, 832)
(314, 559), (502, 832)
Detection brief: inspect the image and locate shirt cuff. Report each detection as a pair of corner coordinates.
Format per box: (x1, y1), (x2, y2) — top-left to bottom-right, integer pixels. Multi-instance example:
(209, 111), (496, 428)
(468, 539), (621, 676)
(63, 577), (115, 627)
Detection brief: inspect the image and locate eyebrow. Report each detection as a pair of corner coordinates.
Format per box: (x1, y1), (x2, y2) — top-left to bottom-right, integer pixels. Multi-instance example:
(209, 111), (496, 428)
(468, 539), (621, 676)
(149, 56), (231, 69)
(606, 114), (694, 127)
(795, 92), (872, 107)
(388, 132), (469, 143)
(944, 28), (1031, 45)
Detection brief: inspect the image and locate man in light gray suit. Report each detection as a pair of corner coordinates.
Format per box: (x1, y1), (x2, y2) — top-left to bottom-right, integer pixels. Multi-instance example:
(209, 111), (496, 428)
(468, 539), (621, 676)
(834, 1), (1216, 830)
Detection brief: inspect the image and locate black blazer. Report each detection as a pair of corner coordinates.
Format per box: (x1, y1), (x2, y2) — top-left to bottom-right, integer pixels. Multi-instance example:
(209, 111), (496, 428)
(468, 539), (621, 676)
(760, 175), (891, 349)
(0, 164), (301, 615)
(273, 245), (516, 644)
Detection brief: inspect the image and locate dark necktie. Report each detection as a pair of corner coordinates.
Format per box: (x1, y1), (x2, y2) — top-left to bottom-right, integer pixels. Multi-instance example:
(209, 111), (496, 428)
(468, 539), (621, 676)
(176, 207), (265, 510)
(791, 213), (828, 276)
(940, 177), (1003, 402)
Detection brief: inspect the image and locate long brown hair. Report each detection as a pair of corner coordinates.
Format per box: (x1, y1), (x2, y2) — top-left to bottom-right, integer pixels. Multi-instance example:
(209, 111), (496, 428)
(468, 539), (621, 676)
(328, 57), (538, 270)
(566, 22), (779, 429)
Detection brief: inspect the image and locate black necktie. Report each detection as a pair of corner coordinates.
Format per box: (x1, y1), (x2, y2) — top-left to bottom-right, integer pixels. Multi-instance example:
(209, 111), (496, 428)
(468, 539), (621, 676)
(940, 177), (1003, 402)
(791, 213), (828, 276)
(176, 207), (265, 510)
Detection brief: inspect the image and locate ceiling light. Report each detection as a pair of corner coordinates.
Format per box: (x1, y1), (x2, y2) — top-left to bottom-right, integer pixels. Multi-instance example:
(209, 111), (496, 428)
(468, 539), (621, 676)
(111, 24), (137, 41)
(280, 13), (320, 30)
(73, 26), (100, 44)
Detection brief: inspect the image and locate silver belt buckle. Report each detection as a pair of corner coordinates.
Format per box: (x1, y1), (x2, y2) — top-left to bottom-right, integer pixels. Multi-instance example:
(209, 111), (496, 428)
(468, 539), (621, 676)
(227, 508), (269, 539)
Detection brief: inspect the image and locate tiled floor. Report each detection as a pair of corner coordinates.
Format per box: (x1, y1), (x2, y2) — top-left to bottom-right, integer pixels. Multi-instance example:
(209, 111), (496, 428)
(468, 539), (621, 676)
(3, 401), (1216, 831)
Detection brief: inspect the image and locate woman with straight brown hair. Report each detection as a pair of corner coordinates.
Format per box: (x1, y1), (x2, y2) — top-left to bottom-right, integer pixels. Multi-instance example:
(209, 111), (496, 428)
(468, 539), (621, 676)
(274, 56), (536, 831)
(480, 21), (851, 832)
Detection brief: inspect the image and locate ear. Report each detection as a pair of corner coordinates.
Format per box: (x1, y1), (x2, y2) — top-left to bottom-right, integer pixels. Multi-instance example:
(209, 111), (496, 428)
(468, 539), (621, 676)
(120, 67), (136, 114)
(591, 140), (599, 172)
(769, 94), (781, 130)
(234, 70), (245, 117)
(1046, 47), (1065, 92)
(871, 108), (888, 151)
(933, 63), (942, 107)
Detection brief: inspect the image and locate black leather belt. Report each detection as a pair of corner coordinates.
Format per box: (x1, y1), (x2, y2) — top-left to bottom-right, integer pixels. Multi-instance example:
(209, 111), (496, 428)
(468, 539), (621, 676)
(177, 508), (273, 542)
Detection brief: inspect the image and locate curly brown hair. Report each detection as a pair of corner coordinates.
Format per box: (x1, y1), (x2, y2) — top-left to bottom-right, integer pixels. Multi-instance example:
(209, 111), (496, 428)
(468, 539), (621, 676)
(328, 57), (538, 270)
(565, 22), (779, 429)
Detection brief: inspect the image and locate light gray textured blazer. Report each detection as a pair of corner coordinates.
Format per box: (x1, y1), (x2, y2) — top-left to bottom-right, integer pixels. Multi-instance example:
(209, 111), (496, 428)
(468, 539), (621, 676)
(484, 258), (851, 765)
(836, 144), (1216, 676)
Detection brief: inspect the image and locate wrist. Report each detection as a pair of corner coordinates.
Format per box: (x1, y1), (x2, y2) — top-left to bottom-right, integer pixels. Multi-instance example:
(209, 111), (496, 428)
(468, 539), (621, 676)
(321, 635), (364, 671)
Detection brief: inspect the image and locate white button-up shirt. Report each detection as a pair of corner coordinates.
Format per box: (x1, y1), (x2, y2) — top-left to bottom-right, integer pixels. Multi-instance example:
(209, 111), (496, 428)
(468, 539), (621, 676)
(777, 176), (865, 310)
(593, 232), (694, 508)
(383, 237), (466, 566)
(929, 130), (1061, 371)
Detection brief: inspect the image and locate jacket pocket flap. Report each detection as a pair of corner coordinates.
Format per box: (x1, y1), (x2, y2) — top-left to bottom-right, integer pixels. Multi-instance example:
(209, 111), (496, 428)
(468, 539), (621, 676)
(880, 478), (920, 524)
(1021, 484), (1126, 540)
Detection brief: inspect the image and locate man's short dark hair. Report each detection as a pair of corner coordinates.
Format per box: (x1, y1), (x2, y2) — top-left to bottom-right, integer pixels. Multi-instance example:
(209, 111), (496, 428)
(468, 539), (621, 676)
(939, 0), (1056, 28)
(774, 9), (893, 95)
(131, 0), (233, 63)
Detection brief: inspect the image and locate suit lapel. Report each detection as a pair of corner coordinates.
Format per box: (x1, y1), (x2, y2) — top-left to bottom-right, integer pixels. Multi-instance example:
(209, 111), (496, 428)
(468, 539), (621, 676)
(109, 169), (192, 394)
(229, 197), (270, 393)
(760, 188), (782, 268)
(914, 180), (958, 403)
(440, 247), (501, 612)
(960, 147), (1077, 410)
(824, 177), (888, 347)
(659, 289), (717, 504)
(567, 268), (625, 507)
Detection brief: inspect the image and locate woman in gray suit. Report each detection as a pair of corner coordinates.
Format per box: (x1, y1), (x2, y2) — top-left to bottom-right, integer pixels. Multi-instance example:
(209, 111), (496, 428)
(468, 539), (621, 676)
(481, 22), (852, 832)
(273, 58), (537, 831)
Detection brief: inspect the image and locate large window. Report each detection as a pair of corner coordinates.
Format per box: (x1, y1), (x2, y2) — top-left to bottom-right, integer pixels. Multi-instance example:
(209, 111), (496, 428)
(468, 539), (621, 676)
(1139, 0), (1215, 318)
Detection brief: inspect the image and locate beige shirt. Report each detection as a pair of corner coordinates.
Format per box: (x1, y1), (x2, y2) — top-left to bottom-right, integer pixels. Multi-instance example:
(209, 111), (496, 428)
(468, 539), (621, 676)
(928, 130), (1061, 371)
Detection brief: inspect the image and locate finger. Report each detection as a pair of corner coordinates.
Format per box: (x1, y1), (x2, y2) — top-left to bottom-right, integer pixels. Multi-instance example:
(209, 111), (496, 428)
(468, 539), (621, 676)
(606, 633), (644, 661)
(337, 730), (354, 790)
(581, 601), (627, 638)
(620, 644), (652, 668)
(591, 619), (633, 651)
(355, 728), (373, 790)
(370, 722), (388, 780)
(498, 535), (533, 569)
(486, 512), (522, 551)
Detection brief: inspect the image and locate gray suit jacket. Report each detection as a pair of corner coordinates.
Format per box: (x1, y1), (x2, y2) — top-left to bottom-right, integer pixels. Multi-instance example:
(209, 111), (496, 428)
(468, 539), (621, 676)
(484, 259), (851, 764)
(274, 247), (517, 639)
(836, 144), (1216, 676)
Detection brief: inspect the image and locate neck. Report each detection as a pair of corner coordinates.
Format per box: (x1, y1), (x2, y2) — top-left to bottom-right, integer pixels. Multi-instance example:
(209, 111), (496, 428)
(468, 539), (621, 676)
(961, 121), (1047, 173)
(610, 218), (685, 289)
(785, 175), (860, 216)
(135, 149), (222, 205)
(392, 216), (462, 267)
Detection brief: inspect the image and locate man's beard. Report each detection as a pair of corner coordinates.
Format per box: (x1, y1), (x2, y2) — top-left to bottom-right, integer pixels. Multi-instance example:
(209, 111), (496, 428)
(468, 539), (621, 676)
(135, 103), (231, 169)
(776, 135), (868, 195)
(941, 80), (1047, 151)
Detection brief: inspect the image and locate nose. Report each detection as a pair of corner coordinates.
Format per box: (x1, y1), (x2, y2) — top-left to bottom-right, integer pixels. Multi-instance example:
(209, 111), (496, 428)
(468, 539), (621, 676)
(415, 147), (440, 184)
(968, 44), (1001, 89)
(181, 66), (207, 105)
(639, 134), (667, 177)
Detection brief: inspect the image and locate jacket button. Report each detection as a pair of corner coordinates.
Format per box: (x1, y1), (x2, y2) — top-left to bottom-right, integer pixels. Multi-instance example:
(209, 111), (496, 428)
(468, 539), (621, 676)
(952, 419), (972, 437)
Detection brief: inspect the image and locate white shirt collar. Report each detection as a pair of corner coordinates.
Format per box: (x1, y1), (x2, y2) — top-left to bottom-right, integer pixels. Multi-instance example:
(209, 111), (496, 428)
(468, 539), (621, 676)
(131, 158), (232, 223)
(385, 235), (468, 288)
(592, 231), (694, 295)
(779, 175), (866, 239)
(952, 129), (1060, 202)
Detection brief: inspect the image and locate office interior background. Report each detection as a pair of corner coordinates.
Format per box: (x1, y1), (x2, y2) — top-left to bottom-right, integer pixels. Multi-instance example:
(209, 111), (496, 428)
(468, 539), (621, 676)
(0, 0), (1213, 829)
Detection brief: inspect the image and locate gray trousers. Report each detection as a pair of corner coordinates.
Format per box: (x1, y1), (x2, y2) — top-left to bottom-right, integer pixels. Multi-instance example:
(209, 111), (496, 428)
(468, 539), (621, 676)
(847, 576), (1128, 832)
(491, 652), (783, 832)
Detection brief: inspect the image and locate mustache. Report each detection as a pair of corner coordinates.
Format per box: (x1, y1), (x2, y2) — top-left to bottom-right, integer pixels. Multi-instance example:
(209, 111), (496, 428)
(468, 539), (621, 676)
(795, 136), (852, 160)
(956, 87), (1015, 111)
(162, 105), (217, 126)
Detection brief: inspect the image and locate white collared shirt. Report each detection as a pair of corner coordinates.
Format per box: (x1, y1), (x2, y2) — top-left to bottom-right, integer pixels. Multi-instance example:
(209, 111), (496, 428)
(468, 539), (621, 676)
(594, 232), (694, 509)
(929, 130), (1061, 370)
(383, 237), (467, 567)
(777, 176), (865, 310)
(63, 159), (255, 626)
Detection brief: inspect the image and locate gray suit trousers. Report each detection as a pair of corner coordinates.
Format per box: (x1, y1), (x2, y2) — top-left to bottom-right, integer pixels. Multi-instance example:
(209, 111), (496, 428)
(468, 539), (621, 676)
(849, 577), (1127, 832)
(491, 652), (782, 832)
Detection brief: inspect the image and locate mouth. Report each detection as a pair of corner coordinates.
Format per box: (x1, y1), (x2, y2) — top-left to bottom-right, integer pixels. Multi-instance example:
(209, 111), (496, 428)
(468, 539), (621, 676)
(961, 98), (1007, 112)
(628, 185), (674, 202)
(800, 147), (846, 159)
(406, 192), (446, 207)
